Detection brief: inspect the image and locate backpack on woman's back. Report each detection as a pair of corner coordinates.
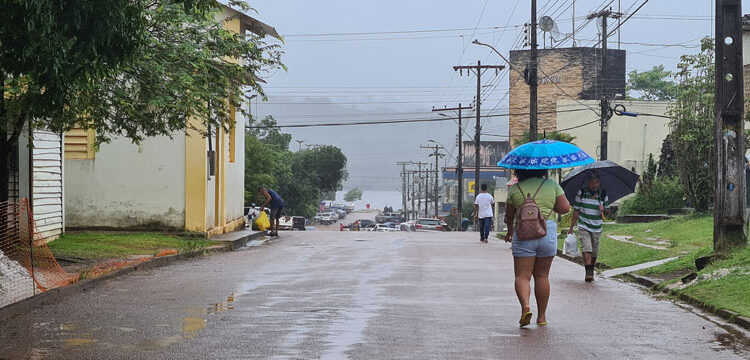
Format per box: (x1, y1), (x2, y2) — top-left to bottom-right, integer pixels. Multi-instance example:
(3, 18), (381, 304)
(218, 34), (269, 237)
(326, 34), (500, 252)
(514, 180), (552, 240)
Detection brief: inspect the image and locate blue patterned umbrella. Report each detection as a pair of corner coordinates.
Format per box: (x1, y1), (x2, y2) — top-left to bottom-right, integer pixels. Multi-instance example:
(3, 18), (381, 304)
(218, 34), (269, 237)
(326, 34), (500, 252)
(497, 139), (595, 169)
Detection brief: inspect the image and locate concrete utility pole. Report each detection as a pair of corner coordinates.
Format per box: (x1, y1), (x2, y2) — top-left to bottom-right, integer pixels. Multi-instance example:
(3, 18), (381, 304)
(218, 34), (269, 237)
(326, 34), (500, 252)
(421, 145), (445, 218)
(453, 62), (505, 205)
(412, 161), (428, 219)
(397, 162), (411, 220)
(433, 104), (472, 228)
(588, 8), (621, 160)
(714, 0), (747, 250)
(425, 164), (431, 218)
(530, 0), (539, 141)
(410, 171), (417, 221)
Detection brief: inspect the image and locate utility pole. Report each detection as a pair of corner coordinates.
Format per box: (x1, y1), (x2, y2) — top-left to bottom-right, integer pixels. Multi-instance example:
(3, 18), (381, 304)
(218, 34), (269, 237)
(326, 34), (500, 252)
(588, 8), (621, 161)
(421, 145), (445, 218)
(453, 62), (505, 206)
(396, 162), (410, 221)
(412, 161), (428, 219)
(410, 171), (417, 221)
(433, 105), (472, 228)
(425, 164), (431, 218)
(714, 0), (746, 250)
(530, 0), (539, 141)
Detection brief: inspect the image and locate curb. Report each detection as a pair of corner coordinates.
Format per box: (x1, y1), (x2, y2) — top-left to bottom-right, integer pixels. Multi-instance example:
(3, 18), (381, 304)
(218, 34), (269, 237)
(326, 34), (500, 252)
(0, 234), (273, 324)
(555, 249), (611, 269)
(219, 230), (268, 250)
(598, 264), (750, 332)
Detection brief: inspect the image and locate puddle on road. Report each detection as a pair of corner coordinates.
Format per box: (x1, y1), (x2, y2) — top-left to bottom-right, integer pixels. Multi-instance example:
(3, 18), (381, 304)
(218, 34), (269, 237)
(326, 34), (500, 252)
(59, 323), (78, 331)
(182, 317), (207, 338)
(63, 338), (97, 347)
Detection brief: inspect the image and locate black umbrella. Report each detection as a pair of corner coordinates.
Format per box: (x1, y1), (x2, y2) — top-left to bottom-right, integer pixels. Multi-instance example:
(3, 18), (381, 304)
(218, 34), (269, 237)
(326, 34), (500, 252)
(560, 160), (639, 205)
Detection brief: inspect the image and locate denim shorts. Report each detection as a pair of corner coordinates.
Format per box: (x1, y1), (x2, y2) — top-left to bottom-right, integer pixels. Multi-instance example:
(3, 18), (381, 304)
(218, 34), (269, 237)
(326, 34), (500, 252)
(512, 220), (558, 258)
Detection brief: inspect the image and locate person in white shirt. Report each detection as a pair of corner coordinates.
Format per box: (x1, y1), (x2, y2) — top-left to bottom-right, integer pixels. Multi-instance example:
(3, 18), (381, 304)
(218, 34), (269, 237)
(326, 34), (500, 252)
(474, 183), (495, 243)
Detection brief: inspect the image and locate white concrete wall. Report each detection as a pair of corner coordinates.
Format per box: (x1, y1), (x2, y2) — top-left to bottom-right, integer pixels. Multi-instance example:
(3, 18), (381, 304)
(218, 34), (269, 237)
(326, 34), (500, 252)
(556, 100), (671, 175)
(226, 118), (245, 222)
(64, 135), (186, 230)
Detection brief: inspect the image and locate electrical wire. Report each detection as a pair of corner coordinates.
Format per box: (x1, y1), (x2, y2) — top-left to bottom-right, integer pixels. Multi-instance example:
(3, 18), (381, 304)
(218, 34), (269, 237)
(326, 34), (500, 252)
(248, 108), (591, 129)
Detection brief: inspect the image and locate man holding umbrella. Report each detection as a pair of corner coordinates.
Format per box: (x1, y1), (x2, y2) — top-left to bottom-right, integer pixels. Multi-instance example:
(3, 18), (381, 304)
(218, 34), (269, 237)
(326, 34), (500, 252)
(568, 173), (611, 282)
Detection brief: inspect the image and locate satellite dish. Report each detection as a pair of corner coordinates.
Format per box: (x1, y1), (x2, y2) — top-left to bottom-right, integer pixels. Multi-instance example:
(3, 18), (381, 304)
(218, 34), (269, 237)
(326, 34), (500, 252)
(539, 16), (555, 32)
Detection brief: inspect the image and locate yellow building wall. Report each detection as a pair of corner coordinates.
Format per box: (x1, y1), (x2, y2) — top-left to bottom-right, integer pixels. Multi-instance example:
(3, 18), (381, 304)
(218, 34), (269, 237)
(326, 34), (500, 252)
(185, 117), (208, 233)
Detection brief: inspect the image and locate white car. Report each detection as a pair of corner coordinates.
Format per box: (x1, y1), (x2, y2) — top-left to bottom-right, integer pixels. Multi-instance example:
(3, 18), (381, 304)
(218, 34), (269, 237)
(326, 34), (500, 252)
(373, 224), (399, 232)
(415, 218), (445, 231)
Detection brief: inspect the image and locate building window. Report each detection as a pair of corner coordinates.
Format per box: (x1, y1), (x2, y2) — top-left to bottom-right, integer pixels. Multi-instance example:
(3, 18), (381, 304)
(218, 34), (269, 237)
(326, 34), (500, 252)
(64, 128), (95, 159)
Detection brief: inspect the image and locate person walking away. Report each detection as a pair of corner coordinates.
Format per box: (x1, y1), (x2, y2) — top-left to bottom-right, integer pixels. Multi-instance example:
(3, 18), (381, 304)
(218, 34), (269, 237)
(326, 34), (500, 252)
(259, 187), (284, 237)
(474, 183), (494, 243)
(568, 173), (611, 282)
(505, 169), (570, 327)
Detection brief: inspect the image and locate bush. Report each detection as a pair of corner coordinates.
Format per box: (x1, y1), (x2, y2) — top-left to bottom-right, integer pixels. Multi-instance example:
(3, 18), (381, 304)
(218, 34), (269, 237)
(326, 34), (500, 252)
(620, 177), (685, 214)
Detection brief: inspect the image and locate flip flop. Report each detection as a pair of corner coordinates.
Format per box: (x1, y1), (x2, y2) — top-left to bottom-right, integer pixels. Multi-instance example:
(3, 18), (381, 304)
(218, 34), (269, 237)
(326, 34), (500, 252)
(537, 321), (548, 326)
(519, 312), (533, 327)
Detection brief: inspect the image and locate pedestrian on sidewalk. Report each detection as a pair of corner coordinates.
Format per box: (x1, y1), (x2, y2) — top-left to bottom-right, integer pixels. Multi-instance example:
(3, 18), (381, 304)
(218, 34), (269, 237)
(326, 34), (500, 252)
(474, 183), (494, 243)
(505, 169), (570, 327)
(568, 173), (611, 282)
(259, 187), (285, 237)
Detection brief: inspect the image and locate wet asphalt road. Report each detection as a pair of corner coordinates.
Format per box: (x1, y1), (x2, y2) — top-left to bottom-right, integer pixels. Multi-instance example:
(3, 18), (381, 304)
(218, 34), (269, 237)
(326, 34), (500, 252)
(1, 231), (749, 359)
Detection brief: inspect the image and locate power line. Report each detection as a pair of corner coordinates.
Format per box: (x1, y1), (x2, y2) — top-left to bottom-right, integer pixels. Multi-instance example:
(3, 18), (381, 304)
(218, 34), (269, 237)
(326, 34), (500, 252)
(248, 108), (590, 129)
(282, 25), (522, 38)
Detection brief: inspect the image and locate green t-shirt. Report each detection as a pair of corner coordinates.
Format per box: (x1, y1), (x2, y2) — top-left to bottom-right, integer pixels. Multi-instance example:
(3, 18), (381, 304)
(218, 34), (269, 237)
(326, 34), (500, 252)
(506, 178), (565, 223)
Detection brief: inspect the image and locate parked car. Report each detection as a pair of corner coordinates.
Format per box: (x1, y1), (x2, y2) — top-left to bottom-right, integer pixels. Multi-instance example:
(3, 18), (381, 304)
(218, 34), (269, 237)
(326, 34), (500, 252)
(415, 218), (445, 231)
(358, 219), (375, 228)
(376, 212), (399, 224)
(376, 224), (400, 232)
(277, 216), (307, 231)
(319, 213), (333, 225)
(400, 221), (416, 232)
(344, 203), (355, 213)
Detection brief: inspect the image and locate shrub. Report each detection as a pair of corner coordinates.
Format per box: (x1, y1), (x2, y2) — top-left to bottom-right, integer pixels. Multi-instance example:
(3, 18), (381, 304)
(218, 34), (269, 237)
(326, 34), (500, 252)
(620, 177), (685, 214)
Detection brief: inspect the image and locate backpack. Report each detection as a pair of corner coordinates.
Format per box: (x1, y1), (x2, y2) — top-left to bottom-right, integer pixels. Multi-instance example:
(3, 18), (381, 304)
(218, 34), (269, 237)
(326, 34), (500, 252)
(514, 180), (553, 241)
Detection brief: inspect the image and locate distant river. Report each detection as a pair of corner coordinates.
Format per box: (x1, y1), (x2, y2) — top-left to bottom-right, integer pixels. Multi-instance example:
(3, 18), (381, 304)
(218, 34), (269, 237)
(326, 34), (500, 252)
(334, 190), (403, 212)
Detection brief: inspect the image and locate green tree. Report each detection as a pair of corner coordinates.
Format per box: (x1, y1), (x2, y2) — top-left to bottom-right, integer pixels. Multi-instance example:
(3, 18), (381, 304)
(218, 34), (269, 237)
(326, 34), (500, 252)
(0, 0), (283, 202)
(513, 131), (576, 147)
(641, 154), (658, 194)
(249, 115), (292, 150)
(627, 65), (678, 101)
(77, 1), (283, 145)
(344, 188), (364, 202)
(0, 0), (147, 201)
(668, 38), (715, 212)
(244, 124), (348, 218)
(293, 146), (349, 194)
(657, 135), (677, 178)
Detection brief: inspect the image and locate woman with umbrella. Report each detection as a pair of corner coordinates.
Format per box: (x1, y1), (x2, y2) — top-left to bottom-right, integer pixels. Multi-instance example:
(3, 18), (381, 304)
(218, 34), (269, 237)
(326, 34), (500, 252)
(499, 139), (594, 327)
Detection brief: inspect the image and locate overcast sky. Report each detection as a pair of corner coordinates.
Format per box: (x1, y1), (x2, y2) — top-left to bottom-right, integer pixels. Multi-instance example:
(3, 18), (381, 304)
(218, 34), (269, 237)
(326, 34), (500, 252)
(248, 0), (724, 191)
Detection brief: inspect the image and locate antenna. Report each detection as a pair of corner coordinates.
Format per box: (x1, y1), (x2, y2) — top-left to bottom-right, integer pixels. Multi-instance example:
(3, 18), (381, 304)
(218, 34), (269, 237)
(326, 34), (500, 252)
(539, 16), (555, 32)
